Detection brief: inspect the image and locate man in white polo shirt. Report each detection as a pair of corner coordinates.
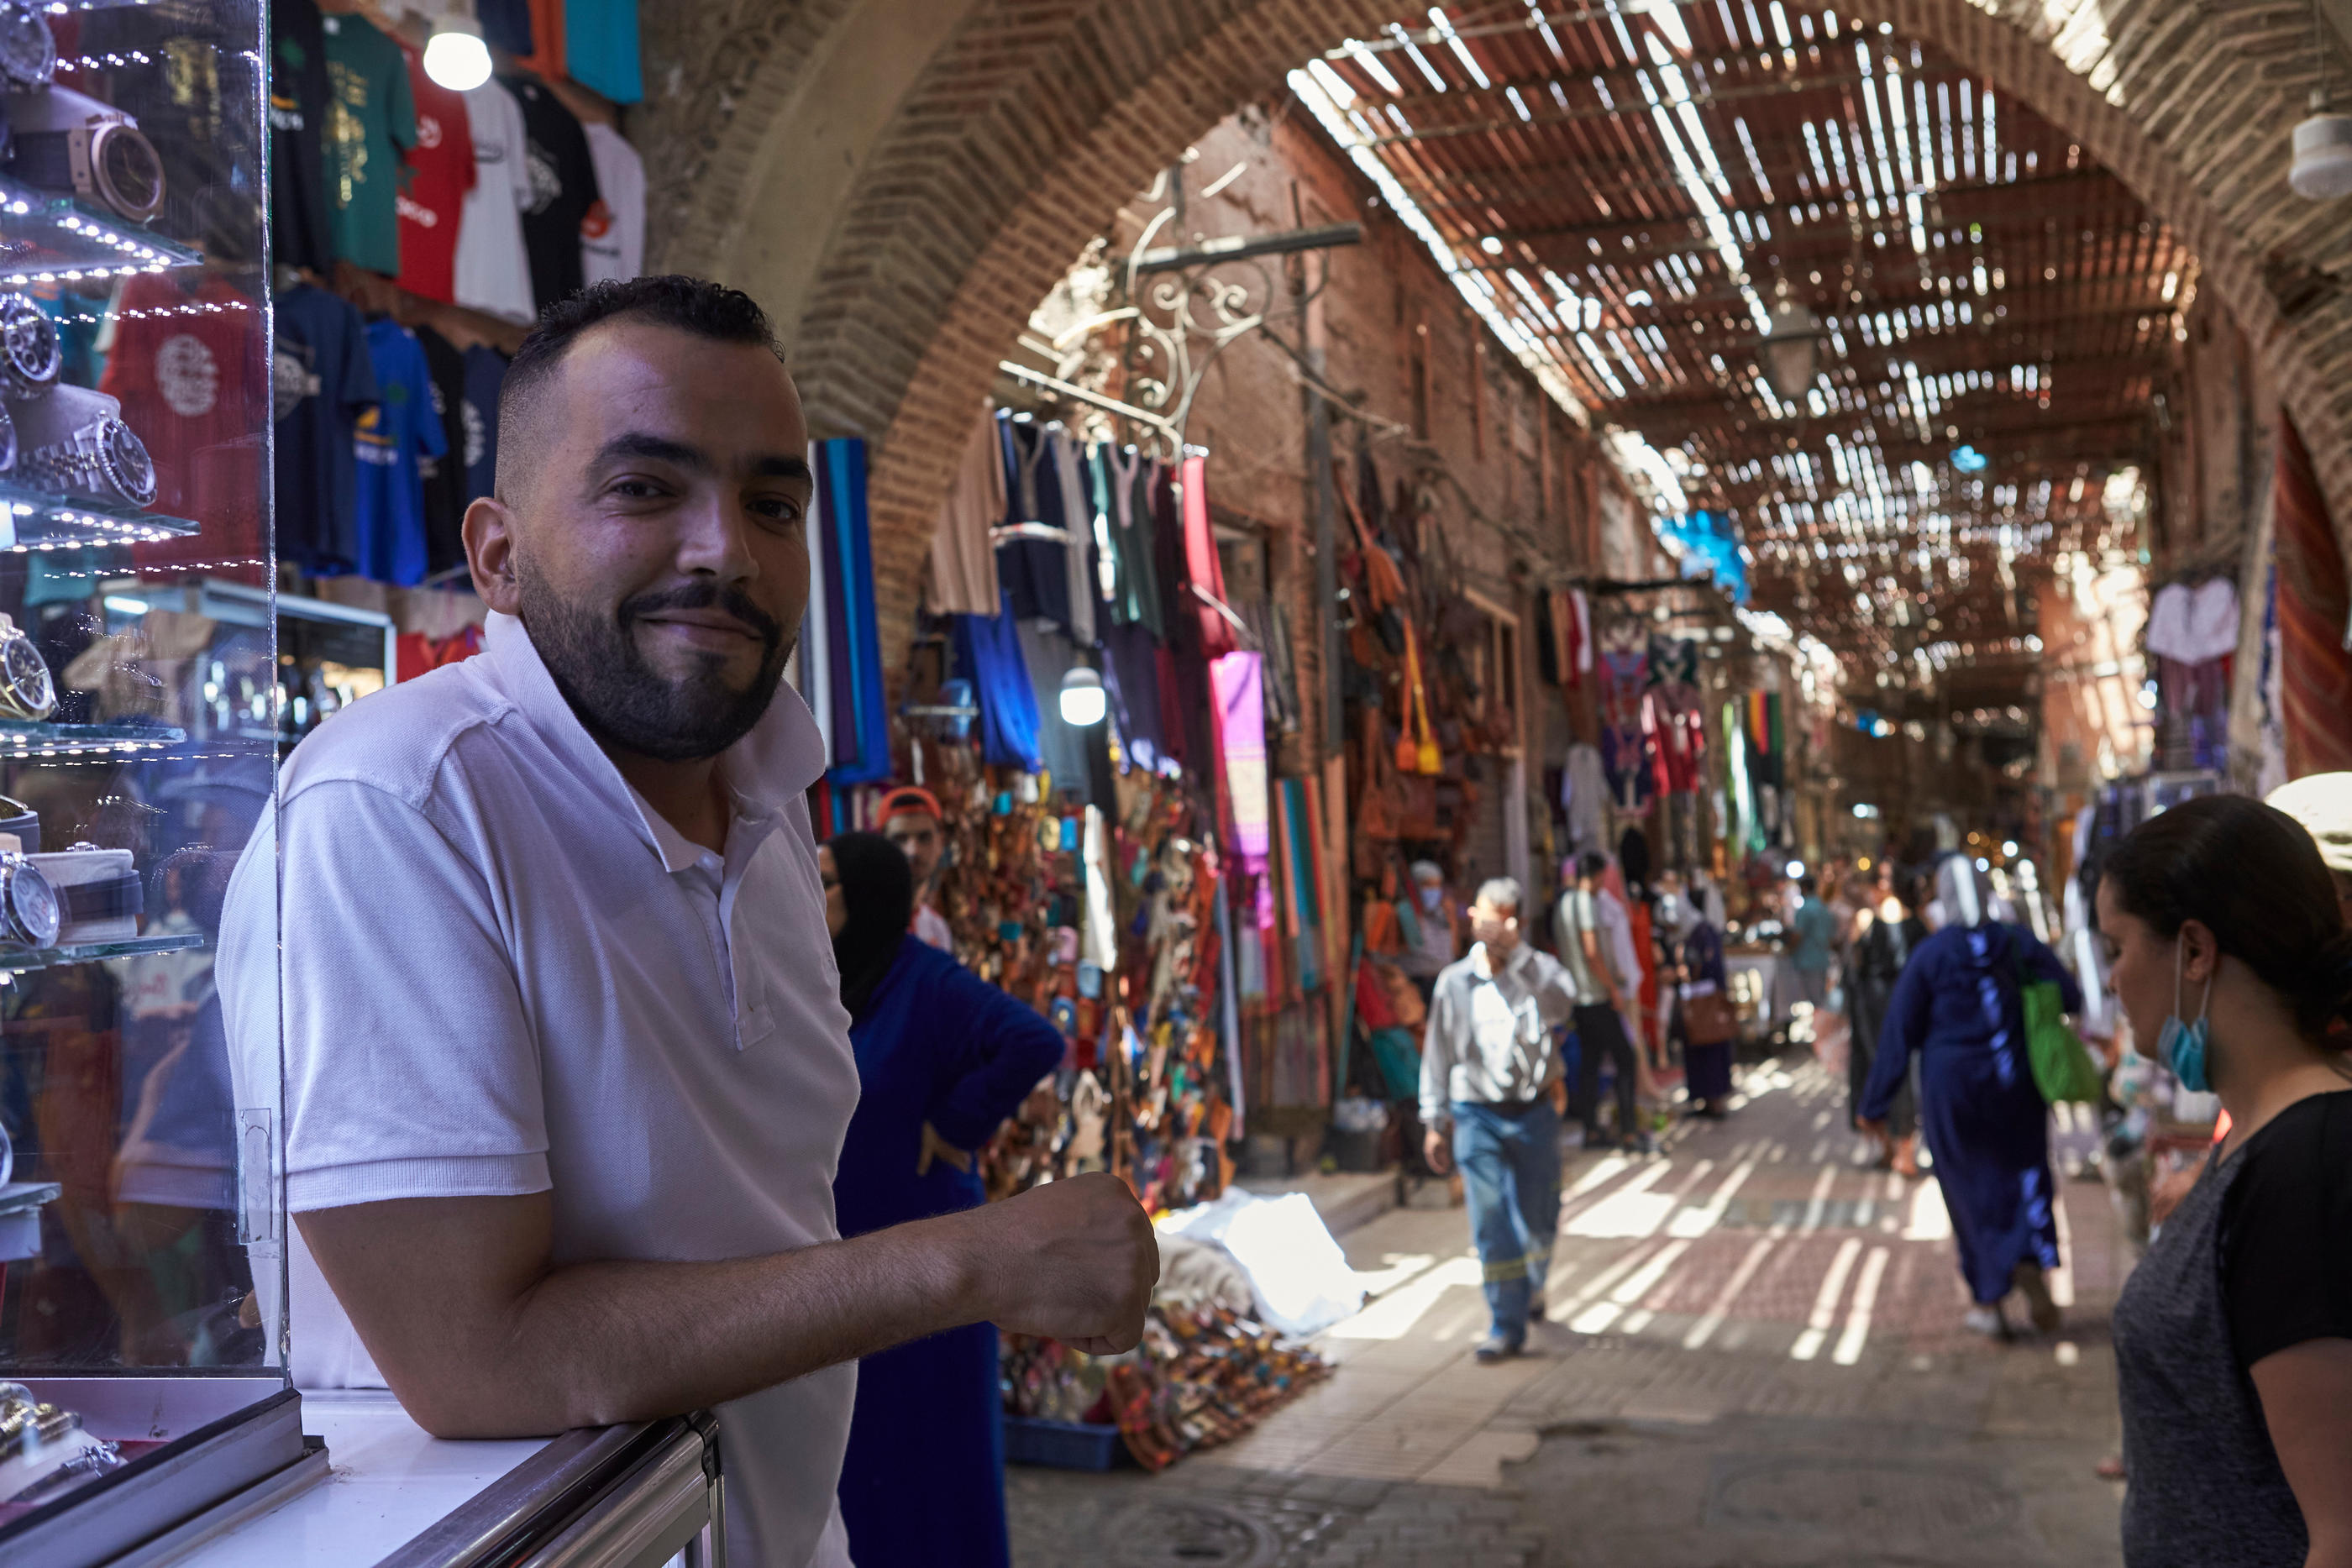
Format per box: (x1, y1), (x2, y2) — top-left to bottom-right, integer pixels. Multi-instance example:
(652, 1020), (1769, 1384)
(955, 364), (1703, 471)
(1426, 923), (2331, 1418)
(218, 277), (1156, 1566)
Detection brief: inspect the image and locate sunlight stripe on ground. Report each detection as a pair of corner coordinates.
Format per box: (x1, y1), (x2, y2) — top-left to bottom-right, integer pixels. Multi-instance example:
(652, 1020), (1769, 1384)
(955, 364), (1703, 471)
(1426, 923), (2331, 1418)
(1682, 1235), (1780, 1349)
(1569, 1240), (1691, 1335)
(1831, 1246), (1892, 1366)
(1789, 1236), (1863, 1361)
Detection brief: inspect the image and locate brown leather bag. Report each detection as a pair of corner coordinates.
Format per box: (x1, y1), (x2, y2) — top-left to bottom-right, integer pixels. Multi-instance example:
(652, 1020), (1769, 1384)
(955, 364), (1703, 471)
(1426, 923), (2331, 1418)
(1683, 989), (1737, 1046)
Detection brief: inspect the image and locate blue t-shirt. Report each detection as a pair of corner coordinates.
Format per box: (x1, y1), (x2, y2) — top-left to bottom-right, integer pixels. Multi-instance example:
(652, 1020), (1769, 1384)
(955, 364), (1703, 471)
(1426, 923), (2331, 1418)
(354, 319), (447, 586)
(461, 343), (507, 504)
(275, 286), (378, 572)
(564, 0), (642, 103)
(1791, 896), (1836, 973)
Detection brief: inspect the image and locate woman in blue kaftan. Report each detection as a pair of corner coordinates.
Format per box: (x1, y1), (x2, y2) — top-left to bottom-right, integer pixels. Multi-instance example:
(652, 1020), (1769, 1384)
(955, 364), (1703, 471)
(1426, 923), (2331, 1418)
(1861, 855), (2082, 1337)
(825, 832), (1067, 1568)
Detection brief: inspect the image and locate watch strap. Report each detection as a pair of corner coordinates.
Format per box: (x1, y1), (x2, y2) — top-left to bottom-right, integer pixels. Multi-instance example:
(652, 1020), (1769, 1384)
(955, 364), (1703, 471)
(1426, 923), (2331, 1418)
(59, 873), (139, 925)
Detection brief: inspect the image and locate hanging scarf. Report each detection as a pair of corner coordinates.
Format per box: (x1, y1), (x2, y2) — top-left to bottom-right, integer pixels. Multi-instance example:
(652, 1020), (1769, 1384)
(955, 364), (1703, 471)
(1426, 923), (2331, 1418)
(827, 831), (914, 1022)
(1397, 621), (1441, 775)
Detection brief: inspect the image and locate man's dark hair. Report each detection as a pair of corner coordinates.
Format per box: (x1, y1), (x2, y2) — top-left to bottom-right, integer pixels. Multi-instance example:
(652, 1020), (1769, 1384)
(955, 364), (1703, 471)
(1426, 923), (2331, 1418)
(1578, 851), (1609, 881)
(496, 276), (785, 499)
(1798, 874), (1818, 895)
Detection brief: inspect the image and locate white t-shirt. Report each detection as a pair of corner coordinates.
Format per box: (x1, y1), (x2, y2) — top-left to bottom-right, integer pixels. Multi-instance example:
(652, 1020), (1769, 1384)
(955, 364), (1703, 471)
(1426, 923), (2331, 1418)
(580, 123), (645, 286)
(911, 901), (953, 952)
(452, 79), (535, 324)
(219, 611), (860, 1567)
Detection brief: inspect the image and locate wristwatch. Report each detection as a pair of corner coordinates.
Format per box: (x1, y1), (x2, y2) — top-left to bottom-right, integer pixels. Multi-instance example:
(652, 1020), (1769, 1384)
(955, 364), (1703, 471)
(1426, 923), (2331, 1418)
(12, 386), (156, 508)
(0, 793), (39, 853)
(0, 1382), (123, 1508)
(0, 5), (56, 90)
(0, 853), (60, 947)
(0, 293), (60, 398)
(0, 613), (55, 722)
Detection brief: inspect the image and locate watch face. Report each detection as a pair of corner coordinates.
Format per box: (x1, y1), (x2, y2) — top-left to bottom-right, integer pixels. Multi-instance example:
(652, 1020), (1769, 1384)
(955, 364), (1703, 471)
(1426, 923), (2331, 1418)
(8, 863), (57, 948)
(97, 417), (156, 506)
(0, 7), (55, 90)
(0, 633), (53, 720)
(90, 123), (165, 224)
(0, 297), (60, 396)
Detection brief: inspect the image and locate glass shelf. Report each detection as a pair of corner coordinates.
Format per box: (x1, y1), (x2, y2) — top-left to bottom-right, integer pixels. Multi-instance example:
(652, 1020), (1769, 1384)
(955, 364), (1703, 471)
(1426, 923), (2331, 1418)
(0, 484), (198, 552)
(0, 176), (199, 289)
(0, 719), (187, 758)
(0, 932), (203, 975)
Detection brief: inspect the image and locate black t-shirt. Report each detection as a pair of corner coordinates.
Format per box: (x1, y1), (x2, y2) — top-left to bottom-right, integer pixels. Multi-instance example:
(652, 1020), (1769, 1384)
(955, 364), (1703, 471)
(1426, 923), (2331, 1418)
(503, 75), (600, 313)
(268, 0), (336, 275)
(2222, 1086), (2352, 1371)
(413, 326), (470, 579)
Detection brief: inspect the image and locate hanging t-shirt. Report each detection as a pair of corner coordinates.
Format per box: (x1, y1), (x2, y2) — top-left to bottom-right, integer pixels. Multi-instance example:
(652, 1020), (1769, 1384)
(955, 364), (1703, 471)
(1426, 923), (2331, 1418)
(504, 75), (601, 312)
(355, 319), (448, 587)
(269, 0), (336, 275)
(452, 79), (536, 325)
(395, 42), (476, 305)
(462, 345), (507, 503)
(477, 0), (535, 55)
(564, 0), (643, 103)
(322, 13), (417, 277)
(414, 326), (470, 579)
(104, 274), (266, 570)
(507, 0), (564, 80)
(273, 287), (378, 573)
(580, 123), (644, 285)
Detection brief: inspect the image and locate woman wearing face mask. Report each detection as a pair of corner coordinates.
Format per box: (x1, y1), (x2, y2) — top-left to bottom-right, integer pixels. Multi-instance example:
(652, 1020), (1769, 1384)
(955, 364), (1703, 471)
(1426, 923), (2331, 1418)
(1860, 852), (2082, 1337)
(822, 833), (1069, 1568)
(2099, 795), (2352, 1568)
(1400, 859), (1463, 999)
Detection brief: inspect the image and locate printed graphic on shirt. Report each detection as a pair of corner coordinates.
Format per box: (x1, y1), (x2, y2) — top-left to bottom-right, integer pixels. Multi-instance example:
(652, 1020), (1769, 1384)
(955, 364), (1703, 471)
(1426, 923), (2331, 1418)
(581, 199), (611, 240)
(462, 396), (485, 470)
(524, 138), (561, 215)
(155, 334), (220, 418)
(354, 388), (405, 466)
(273, 342), (321, 421)
(326, 61), (373, 207)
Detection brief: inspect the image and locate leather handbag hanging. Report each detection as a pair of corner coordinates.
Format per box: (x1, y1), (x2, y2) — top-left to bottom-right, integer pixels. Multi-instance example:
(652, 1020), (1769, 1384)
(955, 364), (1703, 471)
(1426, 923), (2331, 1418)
(1683, 986), (1738, 1046)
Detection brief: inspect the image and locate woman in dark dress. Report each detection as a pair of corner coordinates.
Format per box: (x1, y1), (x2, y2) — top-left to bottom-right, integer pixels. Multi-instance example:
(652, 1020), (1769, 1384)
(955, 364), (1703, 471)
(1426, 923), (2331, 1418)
(825, 832), (1068, 1568)
(1861, 854), (2080, 1337)
(1846, 868), (1921, 1173)
(2099, 795), (2352, 1567)
(1664, 876), (1734, 1116)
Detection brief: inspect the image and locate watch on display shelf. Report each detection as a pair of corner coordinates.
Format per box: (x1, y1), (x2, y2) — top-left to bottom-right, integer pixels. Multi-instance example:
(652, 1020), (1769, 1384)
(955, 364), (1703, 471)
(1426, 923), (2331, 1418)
(0, 3), (54, 92)
(0, 793), (38, 853)
(5, 82), (165, 224)
(0, 614), (50, 722)
(10, 382), (156, 508)
(0, 1383), (124, 1508)
(0, 292), (60, 400)
(0, 851), (59, 947)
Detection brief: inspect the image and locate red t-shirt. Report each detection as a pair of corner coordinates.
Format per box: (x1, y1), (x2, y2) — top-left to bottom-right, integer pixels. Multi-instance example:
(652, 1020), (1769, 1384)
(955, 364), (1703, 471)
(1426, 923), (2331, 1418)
(102, 272), (268, 574)
(396, 42), (477, 305)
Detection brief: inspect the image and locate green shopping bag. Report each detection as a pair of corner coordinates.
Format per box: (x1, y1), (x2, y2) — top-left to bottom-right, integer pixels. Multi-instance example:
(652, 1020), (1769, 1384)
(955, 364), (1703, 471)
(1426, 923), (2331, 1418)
(2016, 947), (2102, 1104)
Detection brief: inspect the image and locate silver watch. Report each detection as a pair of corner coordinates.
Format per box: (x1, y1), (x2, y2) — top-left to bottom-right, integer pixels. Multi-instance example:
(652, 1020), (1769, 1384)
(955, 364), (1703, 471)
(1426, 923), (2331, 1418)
(0, 612), (54, 721)
(0, 5), (55, 91)
(12, 383), (156, 507)
(0, 292), (60, 398)
(0, 854), (58, 947)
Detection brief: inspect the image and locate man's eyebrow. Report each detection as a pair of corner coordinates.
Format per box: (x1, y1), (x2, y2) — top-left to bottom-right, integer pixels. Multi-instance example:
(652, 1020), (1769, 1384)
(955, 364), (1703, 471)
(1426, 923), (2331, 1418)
(752, 454), (814, 484)
(592, 432), (711, 471)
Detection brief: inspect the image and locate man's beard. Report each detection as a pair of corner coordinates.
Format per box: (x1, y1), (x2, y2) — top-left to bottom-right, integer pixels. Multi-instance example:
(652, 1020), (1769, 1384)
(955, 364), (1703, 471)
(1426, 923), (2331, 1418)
(517, 562), (791, 763)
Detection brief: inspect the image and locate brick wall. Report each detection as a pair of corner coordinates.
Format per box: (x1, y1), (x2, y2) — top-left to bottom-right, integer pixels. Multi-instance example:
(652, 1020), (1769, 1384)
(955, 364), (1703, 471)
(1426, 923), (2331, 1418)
(641, 0), (2352, 685)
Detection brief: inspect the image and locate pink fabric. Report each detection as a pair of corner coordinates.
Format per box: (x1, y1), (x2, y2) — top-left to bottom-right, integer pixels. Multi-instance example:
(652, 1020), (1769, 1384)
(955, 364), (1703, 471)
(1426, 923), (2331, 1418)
(1212, 652), (1268, 873)
(1182, 454), (1236, 658)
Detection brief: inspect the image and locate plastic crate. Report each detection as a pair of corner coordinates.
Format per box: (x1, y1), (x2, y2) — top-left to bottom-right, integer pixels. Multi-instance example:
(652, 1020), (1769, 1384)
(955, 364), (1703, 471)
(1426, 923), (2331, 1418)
(1003, 1415), (1125, 1471)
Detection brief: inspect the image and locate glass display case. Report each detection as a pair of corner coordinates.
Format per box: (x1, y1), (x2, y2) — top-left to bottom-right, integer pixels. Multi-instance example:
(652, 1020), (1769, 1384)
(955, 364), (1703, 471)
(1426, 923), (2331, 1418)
(0, 1), (306, 1559)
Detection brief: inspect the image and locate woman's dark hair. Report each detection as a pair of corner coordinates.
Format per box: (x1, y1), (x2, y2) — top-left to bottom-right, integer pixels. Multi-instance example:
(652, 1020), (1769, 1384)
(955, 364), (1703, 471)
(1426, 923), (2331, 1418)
(827, 831), (914, 1021)
(2102, 794), (2352, 1040)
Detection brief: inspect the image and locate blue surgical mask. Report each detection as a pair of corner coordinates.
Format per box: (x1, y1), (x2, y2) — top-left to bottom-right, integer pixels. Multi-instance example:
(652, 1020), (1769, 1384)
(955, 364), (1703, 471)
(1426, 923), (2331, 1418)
(1419, 886), (1442, 913)
(2157, 936), (2215, 1093)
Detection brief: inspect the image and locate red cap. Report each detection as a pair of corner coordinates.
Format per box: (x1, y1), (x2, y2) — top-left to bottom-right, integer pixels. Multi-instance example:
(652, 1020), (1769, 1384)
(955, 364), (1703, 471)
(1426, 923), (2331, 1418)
(879, 785), (943, 821)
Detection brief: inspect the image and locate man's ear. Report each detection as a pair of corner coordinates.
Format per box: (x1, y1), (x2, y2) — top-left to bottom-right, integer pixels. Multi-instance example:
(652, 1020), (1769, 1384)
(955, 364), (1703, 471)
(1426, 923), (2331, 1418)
(465, 496), (522, 615)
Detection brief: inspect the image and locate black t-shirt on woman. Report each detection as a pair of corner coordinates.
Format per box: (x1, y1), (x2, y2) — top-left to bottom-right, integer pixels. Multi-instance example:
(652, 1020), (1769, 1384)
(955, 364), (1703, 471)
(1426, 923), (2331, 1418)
(2222, 1086), (2352, 1371)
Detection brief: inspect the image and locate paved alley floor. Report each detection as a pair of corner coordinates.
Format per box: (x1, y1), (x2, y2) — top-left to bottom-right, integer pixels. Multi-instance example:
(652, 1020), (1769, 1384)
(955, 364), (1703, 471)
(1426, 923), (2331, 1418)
(1008, 1056), (2134, 1566)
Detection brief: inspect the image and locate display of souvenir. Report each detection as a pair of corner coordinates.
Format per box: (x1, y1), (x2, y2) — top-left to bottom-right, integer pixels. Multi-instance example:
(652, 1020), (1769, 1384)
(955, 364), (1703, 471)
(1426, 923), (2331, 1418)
(0, 852), (56, 948)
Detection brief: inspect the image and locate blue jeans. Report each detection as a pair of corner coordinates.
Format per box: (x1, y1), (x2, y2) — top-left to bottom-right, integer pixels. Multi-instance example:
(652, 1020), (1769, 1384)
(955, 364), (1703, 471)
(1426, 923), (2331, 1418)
(1452, 1099), (1562, 1344)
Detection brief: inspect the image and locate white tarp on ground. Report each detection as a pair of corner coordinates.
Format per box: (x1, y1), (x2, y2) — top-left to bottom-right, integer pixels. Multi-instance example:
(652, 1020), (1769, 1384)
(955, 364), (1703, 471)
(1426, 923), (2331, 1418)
(1156, 1189), (1365, 1338)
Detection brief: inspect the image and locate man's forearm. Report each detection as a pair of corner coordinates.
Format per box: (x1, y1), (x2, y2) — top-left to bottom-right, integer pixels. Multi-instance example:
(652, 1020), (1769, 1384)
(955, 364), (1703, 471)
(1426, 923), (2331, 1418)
(302, 1198), (989, 1437)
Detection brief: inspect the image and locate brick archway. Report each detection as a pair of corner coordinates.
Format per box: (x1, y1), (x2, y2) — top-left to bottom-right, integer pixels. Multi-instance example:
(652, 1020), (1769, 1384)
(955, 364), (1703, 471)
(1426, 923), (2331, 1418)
(638, 0), (2352, 673)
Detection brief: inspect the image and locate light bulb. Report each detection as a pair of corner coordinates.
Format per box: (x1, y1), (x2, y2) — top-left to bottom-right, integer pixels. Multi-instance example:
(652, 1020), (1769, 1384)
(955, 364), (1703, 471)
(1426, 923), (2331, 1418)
(1058, 667), (1106, 726)
(424, 24), (493, 92)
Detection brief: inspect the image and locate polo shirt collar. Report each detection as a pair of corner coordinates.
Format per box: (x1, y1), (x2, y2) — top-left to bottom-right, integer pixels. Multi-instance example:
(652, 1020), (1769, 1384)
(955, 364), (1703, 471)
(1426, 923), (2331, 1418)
(480, 611), (825, 871)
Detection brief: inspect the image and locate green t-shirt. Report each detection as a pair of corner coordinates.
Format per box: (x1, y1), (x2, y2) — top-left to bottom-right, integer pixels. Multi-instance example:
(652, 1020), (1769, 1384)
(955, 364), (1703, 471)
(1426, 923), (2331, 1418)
(322, 13), (416, 276)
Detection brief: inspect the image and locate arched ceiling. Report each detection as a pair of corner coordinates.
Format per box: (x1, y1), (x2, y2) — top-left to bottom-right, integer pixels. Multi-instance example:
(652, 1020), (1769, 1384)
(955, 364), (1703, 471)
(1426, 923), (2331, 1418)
(1299, 3), (2188, 701)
